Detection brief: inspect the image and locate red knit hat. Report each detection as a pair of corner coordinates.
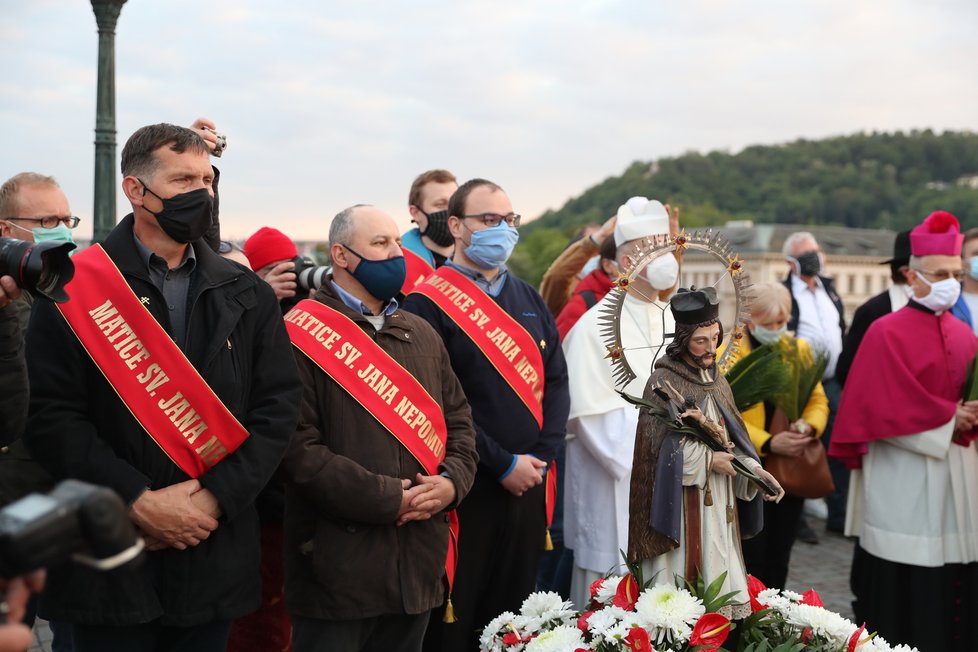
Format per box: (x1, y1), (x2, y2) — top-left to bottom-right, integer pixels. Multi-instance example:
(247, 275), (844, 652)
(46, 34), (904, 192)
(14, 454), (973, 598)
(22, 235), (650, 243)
(243, 227), (298, 271)
(910, 211), (964, 257)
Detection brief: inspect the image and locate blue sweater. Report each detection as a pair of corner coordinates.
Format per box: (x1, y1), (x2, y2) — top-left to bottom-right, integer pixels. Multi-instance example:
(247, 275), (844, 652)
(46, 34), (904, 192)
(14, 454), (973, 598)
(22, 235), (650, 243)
(403, 274), (570, 478)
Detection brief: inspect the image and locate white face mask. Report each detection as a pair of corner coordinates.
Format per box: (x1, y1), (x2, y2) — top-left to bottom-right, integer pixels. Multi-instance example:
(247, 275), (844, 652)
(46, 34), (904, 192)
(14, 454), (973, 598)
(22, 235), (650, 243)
(751, 323), (787, 346)
(579, 255), (600, 279)
(914, 273), (961, 313)
(642, 254), (679, 290)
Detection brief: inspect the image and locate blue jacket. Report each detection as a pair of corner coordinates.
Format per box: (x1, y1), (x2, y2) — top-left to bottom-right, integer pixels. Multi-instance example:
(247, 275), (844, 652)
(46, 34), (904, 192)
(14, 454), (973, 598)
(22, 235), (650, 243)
(951, 288), (973, 327)
(401, 227), (437, 267)
(403, 274), (570, 479)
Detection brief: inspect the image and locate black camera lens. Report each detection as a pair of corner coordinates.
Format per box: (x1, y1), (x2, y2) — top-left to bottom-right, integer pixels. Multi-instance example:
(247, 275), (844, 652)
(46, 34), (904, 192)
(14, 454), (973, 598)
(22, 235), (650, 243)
(0, 237), (76, 303)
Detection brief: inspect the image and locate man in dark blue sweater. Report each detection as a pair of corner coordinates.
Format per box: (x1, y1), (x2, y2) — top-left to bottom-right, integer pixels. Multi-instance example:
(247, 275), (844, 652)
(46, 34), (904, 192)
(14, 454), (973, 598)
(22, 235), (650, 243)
(404, 178), (570, 651)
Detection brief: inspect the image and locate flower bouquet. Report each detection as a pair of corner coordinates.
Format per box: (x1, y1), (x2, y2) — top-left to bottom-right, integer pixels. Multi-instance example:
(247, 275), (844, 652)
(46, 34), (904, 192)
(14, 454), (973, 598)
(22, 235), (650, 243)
(480, 572), (920, 652)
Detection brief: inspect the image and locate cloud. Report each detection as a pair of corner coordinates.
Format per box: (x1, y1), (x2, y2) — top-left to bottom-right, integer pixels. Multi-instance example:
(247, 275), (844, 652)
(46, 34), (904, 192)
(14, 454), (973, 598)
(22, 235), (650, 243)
(1, 0), (976, 242)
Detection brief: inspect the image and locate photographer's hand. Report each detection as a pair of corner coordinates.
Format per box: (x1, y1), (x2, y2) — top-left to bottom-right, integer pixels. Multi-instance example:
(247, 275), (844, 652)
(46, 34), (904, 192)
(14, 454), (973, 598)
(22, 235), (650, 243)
(257, 261), (297, 301)
(0, 276), (22, 310)
(190, 117), (219, 154)
(0, 570), (44, 652)
(129, 479), (219, 550)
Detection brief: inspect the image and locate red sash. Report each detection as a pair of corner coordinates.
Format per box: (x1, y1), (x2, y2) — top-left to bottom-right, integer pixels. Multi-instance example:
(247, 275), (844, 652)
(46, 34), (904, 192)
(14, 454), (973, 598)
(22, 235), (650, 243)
(402, 248), (434, 294)
(284, 299), (459, 598)
(57, 245), (250, 478)
(411, 267), (545, 427)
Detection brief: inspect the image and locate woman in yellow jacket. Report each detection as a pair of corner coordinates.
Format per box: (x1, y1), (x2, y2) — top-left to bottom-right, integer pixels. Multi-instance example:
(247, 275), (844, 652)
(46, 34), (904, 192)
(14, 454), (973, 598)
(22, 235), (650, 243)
(721, 282), (829, 589)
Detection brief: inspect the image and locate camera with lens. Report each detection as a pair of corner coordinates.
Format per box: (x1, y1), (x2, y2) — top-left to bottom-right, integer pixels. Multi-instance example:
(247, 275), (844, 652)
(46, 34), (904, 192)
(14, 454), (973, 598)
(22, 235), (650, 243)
(0, 237), (76, 303)
(0, 479), (143, 578)
(292, 255), (331, 292)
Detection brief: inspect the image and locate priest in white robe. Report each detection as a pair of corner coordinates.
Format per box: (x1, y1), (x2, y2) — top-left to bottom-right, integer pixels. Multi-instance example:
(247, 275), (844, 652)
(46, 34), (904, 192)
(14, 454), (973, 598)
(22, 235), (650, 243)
(563, 196), (678, 609)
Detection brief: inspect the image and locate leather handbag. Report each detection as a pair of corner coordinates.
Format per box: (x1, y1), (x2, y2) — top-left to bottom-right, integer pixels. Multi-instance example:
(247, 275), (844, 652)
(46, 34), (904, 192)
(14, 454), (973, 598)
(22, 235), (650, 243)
(762, 409), (834, 499)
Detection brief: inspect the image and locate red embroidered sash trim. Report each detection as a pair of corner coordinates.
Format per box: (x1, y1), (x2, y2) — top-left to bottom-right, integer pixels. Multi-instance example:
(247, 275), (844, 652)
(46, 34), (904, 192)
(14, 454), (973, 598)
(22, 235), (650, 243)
(56, 245), (249, 478)
(401, 248), (434, 294)
(411, 266), (545, 427)
(285, 299), (448, 474)
(284, 299), (458, 593)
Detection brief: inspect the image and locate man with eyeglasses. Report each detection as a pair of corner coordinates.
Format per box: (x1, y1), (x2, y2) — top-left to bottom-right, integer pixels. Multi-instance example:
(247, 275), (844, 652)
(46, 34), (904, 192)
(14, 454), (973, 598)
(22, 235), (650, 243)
(0, 171), (78, 453)
(830, 211), (978, 651)
(404, 178), (570, 651)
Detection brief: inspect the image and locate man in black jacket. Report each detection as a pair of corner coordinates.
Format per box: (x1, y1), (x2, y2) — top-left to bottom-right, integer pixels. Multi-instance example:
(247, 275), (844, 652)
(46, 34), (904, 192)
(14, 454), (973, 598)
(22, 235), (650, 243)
(836, 231), (911, 385)
(24, 124), (301, 652)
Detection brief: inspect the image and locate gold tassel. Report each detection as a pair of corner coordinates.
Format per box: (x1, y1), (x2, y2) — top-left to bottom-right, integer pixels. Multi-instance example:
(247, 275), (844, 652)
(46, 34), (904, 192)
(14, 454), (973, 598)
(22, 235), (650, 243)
(544, 528), (554, 551)
(704, 481), (714, 507)
(443, 596), (457, 623)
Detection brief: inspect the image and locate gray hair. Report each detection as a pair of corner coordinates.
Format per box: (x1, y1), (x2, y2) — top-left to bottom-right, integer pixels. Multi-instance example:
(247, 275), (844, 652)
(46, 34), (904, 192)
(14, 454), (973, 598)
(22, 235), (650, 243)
(328, 204), (372, 248)
(0, 172), (60, 217)
(750, 282), (791, 322)
(782, 231), (817, 258)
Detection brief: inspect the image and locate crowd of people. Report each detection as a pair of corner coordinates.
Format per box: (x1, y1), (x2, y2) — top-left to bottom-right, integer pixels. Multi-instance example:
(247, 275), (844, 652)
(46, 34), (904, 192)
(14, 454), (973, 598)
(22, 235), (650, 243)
(0, 119), (975, 652)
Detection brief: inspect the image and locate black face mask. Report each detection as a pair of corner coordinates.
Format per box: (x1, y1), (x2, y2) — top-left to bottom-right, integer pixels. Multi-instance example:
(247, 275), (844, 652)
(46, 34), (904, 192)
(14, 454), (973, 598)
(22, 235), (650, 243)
(140, 180), (213, 244)
(794, 251), (822, 277)
(419, 209), (454, 248)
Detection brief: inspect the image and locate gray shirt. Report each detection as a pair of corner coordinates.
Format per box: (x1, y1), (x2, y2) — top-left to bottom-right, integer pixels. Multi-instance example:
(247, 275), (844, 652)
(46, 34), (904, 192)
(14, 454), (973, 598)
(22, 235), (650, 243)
(132, 235), (196, 348)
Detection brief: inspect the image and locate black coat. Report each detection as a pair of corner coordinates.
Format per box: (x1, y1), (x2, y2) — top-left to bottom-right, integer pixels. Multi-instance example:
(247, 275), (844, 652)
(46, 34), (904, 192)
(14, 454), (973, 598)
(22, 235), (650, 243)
(24, 215), (301, 626)
(836, 289), (895, 386)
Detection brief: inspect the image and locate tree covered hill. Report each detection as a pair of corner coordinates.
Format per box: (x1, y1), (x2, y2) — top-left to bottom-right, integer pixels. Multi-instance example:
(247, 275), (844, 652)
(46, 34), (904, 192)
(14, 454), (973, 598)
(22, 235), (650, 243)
(511, 129), (978, 286)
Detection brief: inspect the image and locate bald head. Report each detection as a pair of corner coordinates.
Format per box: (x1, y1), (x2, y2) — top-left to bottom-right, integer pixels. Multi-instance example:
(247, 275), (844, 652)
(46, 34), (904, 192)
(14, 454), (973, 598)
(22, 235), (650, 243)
(329, 204), (403, 268)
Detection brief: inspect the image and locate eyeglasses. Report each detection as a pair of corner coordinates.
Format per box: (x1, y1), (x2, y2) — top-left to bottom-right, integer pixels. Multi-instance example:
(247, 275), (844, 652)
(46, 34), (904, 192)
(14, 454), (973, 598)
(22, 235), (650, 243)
(913, 267), (965, 282)
(462, 212), (521, 228)
(3, 215), (81, 229)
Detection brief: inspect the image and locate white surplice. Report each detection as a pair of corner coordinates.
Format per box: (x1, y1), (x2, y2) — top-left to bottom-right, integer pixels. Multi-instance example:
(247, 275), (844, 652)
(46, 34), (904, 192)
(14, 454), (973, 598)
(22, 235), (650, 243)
(846, 417), (978, 567)
(563, 293), (674, 608)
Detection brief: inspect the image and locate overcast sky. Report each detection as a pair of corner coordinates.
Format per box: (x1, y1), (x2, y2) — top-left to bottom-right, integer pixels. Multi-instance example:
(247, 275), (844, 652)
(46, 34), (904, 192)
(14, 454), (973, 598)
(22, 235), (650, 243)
(2, 0), (976, 241)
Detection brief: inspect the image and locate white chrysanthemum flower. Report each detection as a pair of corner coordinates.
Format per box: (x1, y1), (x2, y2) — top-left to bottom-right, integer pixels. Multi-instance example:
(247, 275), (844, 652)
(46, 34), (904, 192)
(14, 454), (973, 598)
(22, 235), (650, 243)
(756, 588), (793, 614)
(595, 575), (624, 605)
(602, 621), (631, 644)
(890, 645), (920, 652)
(521, 592), (567, 619)
(781, 589), (803, 601)
(586, 605), (630, 638)
(634, 584), (704, 645)
(523, 625), (585, 652)
(479, 611), (518, 652)
(786, 604), (856, 644)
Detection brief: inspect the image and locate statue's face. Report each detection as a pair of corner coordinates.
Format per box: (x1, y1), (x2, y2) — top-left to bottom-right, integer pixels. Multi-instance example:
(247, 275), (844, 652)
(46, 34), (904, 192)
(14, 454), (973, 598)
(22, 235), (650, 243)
(685, 322), (721, 369)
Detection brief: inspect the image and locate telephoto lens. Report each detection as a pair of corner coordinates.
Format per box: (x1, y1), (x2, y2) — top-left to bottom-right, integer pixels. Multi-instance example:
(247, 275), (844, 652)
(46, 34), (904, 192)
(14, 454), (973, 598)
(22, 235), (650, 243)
(0, 237), (76, 302)
(293, 255), (331, 291)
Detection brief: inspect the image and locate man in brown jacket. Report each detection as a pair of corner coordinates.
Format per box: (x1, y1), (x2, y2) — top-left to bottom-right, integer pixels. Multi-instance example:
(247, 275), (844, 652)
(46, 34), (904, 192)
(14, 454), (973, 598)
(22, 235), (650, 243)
(280, 204), (478, 652)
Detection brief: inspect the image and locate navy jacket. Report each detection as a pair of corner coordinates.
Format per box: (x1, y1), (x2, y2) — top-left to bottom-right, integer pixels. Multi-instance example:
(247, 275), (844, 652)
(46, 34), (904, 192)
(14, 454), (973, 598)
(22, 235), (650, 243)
(403, 273), (569, 478)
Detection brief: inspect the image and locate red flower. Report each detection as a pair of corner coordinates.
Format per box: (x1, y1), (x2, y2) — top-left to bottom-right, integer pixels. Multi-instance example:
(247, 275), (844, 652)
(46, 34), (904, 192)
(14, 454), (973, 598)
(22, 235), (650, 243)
(612, 574), (640, 611)
(502, 631), (521, 646)
(690, 613), (731, 651)
(800, 589), (824, 607)
(746, 574), (767, 612)
(577, 610), (594, 633)
(847, 623), (868, 652)
(589, 578), (604, 600)
(624, 626), (653, 651)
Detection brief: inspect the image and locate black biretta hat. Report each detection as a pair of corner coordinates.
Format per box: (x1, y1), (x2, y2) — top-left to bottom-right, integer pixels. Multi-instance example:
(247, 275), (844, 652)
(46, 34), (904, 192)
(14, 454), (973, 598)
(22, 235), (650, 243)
(669, 287), (720, 325)
(880, 230), (911, 266)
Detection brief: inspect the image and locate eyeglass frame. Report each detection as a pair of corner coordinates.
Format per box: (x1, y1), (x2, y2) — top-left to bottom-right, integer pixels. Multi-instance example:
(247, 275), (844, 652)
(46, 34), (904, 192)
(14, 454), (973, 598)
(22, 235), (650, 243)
(461, 212), (521, 228)
(911, 266), (965, 283)
(2, 215), (81, 229)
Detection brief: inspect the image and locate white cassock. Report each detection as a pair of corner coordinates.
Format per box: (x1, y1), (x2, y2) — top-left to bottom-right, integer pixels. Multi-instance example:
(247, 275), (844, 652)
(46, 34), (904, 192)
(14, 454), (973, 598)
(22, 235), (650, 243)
(562, 292), (674, 609)
(846, 417), (978, 566)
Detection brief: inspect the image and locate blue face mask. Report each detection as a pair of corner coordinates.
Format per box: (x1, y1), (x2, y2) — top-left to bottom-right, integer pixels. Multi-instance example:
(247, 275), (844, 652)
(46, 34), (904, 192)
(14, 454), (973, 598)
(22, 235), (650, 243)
(464, 223), (519, 269)
(343, 245), (406, 302)
(970, 256), (978, 281)
(751, 323), (787, 346)
(8, 221), (74, 245)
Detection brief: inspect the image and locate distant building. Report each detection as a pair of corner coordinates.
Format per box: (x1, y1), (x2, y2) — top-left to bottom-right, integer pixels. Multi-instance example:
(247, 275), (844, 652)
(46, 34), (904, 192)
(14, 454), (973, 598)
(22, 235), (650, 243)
(680, 221), (896, 328)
